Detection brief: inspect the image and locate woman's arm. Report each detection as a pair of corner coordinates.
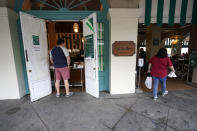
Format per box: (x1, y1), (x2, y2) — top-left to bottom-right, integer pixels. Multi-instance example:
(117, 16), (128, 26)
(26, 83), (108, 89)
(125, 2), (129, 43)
(147, 63), (152, 73)
(169, 66), (175, 72)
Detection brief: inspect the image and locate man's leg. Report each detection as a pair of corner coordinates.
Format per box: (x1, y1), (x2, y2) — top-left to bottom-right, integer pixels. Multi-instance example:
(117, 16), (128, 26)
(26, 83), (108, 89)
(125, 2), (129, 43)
(55, 68), (61, 97)
(55, 80), (60, 95)
(64, 80), (69, 95)
(61, 67), (72, 97)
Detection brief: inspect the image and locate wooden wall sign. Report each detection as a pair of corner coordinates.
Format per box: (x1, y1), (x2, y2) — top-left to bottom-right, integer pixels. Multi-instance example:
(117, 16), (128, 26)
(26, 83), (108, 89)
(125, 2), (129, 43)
(112, 41), (136, 56)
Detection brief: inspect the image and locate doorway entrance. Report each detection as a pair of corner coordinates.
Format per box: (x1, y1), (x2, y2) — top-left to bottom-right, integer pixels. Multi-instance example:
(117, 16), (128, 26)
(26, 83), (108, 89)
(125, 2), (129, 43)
(47, 21), (85, 92)
(137, 23), (196, 93)
(20, 12), (99, 102)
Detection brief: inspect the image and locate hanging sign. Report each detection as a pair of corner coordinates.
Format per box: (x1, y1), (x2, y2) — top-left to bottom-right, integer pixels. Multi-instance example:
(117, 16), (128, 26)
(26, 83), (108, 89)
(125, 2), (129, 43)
(112, 41), (135, 56)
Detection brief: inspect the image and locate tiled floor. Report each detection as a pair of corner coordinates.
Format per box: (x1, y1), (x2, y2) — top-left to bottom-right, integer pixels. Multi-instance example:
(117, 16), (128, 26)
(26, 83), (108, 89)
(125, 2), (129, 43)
(1, 90), (197, 131)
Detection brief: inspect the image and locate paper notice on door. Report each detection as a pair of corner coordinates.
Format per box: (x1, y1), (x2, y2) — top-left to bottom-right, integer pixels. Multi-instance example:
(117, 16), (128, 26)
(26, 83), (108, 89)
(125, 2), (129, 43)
(32, 35), (40, 52)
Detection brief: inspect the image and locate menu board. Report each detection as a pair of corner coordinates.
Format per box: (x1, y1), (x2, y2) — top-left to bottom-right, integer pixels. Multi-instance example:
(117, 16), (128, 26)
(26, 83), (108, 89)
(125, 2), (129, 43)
(84, 34), (94, 58)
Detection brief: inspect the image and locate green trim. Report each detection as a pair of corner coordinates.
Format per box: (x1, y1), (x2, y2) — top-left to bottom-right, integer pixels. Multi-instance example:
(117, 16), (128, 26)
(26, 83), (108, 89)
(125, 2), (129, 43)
(145, 0), (152, 26)
(192, 0), (197, 25)
(59, 8), (70, 11)
(98, 23), (101, 71)
(168, 0), (176, 26)
(14, 0), (24, 12)
(100, 0), (109, 13)
(16, 19), (30, 94)
(157, 0), (164, 26)
(105, 20), (110, 91)
(180, 0), (188, 26)
(99, 21), (109, 91)
(25, 10), (107, 20)
(97, 23), (104, 72)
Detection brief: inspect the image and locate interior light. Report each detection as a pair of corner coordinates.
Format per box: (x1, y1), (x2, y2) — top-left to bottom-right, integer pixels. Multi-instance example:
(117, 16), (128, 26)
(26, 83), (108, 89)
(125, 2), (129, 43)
(73, 23), (79, 33)
(82, 37), (85, 43)
(74, 28), (78, 33)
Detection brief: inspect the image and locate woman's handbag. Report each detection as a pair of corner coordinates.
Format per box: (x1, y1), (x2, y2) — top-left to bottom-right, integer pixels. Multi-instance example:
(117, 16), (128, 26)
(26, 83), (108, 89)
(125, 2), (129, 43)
(145, 73), (152, 89)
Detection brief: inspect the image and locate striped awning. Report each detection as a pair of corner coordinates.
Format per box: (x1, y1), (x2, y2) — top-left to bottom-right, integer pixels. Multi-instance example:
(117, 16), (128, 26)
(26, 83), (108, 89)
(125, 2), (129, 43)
(139, 0), (197, 26)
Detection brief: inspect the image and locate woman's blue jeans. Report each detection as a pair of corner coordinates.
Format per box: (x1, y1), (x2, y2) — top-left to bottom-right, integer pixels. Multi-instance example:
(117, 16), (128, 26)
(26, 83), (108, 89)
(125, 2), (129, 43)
(152, 76), (167, 97)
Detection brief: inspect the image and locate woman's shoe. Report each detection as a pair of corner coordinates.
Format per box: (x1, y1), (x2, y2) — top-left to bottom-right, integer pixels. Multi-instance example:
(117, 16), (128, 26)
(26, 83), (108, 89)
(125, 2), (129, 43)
(162, 91), (168, 96)
(154, 96), (158, 100)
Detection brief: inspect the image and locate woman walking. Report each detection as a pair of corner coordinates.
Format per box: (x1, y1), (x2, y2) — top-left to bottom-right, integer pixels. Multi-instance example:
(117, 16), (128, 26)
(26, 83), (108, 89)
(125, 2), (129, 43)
(148, 48), (175, 100)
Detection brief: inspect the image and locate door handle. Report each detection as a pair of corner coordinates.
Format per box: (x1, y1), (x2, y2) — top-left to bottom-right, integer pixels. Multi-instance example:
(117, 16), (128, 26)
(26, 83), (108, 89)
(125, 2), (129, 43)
(29, 70), (32, 72)
(93, 68), (96, 70)
(25, 50), (28, 62)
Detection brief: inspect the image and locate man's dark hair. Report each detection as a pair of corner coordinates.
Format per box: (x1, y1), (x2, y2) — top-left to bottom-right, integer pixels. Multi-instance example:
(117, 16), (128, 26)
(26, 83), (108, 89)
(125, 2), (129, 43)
(57, 39), (64, 45)
(156, 48), (167, 58)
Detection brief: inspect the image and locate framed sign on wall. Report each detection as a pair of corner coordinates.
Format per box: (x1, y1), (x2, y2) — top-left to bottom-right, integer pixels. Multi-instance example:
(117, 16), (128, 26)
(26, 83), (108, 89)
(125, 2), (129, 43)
(112, 41), (135, 56)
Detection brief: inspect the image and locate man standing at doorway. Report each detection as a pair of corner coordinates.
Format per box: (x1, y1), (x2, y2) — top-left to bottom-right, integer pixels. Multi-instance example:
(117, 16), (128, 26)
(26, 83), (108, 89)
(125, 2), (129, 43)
(50, 39), (73, 98)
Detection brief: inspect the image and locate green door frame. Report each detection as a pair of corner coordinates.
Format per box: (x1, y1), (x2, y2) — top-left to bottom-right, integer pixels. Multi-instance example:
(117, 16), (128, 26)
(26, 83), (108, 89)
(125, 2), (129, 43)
(14, 0), (110, 93)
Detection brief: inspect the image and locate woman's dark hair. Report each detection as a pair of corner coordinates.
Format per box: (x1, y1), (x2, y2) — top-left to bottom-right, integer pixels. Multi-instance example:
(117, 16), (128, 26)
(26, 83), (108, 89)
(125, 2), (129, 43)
(57, 39), (64, 45)
(156, 48), (168, 58)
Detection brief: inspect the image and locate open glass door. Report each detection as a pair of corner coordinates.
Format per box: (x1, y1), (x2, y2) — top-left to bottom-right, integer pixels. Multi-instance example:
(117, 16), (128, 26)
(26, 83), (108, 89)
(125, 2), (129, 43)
(83, 13), (99, 98)
(20, 12), (52, 102)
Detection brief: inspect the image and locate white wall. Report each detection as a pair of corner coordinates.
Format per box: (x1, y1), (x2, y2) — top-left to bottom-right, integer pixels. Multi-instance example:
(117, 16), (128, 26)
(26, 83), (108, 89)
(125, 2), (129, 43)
(8, 8), (26, 98)
(0, 7), (26, 99)
(108, 8), (141, 94)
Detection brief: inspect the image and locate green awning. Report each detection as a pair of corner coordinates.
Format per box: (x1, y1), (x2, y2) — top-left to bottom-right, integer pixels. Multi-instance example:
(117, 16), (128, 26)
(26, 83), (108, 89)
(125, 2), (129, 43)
(140, 0), (197, 26)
